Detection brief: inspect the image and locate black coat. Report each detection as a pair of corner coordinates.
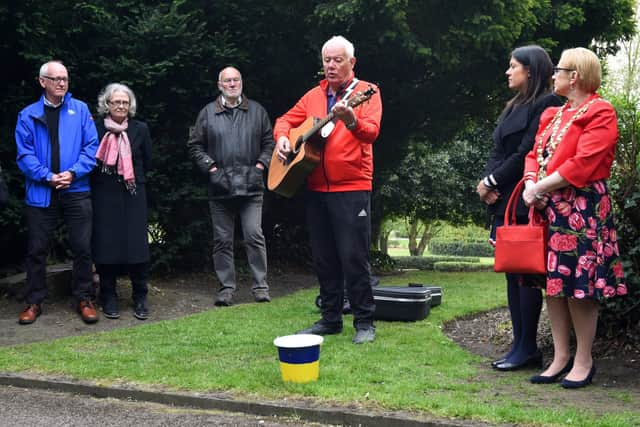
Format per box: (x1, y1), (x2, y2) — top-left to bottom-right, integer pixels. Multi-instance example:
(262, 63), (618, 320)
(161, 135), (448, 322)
(484, 93), (563, 217)
(91, 119), (152, 265)
(187, 95), (275, 199)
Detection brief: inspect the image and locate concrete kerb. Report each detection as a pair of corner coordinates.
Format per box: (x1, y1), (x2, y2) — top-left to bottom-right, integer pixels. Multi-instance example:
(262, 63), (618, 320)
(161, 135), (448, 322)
(0, 373), (495, 427)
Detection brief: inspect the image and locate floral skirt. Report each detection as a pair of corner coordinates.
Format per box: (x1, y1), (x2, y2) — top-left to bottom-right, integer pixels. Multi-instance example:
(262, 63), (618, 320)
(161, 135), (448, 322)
(543, 180), (627, 300)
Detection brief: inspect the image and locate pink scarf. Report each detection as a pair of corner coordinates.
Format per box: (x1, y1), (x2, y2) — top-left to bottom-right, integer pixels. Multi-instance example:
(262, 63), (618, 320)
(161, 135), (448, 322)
(96, 116), (136, 194)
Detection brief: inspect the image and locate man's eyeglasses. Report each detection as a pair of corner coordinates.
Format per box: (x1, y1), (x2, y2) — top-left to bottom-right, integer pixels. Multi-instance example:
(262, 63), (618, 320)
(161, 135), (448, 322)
(553, 67), (575, 74)
(221, 77), (241, 84)
(41, 75), (69, 84)
(108, 100), (130, 107)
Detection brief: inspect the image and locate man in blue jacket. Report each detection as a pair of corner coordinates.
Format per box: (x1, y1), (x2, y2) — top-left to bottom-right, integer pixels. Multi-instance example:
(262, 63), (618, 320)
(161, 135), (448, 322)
(15, 60), (99, 325)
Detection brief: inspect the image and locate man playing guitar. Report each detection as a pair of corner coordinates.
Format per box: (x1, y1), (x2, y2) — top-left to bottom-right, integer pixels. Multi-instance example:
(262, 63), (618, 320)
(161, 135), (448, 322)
(274, 35), (383, 344)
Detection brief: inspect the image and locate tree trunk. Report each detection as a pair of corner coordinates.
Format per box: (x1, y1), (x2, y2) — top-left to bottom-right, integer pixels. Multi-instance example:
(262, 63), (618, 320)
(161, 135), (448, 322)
(407, 218), (420, 256)
(416, 226), (430, 256)
(379, 229), (391, 254)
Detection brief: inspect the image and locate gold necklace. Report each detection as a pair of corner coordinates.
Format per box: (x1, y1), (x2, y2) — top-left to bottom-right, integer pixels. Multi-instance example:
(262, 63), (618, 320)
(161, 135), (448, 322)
(536, 97), (599, 179)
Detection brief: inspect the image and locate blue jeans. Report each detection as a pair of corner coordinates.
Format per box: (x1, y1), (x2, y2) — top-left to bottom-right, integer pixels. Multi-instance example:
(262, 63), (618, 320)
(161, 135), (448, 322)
(209, 195), (268, 293)
(25, 191), (93, 304)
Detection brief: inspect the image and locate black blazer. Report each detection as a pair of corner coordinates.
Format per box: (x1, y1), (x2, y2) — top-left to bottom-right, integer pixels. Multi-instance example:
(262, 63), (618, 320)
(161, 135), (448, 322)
(94, 119), (152, 184)
(484, 93), (563, 217)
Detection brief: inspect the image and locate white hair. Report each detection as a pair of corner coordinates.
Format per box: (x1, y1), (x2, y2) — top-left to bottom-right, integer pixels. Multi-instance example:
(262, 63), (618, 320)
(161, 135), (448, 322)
(322, 36), (355, 59)
(39, 60), (65, 77)
(218, 66), (242, 82)
(97, 83), (137, 117)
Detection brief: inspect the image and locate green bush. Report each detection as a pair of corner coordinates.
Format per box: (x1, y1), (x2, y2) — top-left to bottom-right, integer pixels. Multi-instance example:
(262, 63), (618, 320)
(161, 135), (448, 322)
(370, 250), (398, 274)
(429, 239), (494, 257)
(433, 261), (493, 272)
(394, 255), (480, 270)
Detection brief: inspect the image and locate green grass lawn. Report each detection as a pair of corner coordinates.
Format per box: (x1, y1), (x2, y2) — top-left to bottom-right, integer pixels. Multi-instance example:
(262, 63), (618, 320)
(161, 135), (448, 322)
(0, 271), (637, 426)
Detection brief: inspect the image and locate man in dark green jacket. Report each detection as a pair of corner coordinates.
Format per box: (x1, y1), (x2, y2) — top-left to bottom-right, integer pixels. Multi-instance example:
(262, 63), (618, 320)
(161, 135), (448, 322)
(188, 66), (274, 306)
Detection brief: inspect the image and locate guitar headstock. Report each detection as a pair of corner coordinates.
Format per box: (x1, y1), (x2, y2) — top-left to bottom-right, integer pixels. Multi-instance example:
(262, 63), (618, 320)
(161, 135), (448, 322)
(347, 86), (376, 109)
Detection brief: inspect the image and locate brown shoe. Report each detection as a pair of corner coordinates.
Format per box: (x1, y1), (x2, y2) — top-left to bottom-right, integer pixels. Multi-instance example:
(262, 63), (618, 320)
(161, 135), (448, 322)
(18, 304), (42, 325)
(78, 300), (98, 324)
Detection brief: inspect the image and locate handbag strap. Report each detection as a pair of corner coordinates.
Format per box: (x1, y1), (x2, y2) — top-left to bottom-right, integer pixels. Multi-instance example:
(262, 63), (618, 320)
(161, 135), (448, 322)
(504, 178), (545, 226)
(504, 179), (524, 226)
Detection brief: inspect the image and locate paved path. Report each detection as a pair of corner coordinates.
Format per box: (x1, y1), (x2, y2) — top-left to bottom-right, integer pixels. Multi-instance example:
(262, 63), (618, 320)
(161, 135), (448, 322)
(0, 384), (330, 426)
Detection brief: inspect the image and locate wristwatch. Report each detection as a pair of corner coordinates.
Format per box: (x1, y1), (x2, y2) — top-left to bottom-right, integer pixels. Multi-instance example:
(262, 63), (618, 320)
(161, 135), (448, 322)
(345, 119), (357, 130)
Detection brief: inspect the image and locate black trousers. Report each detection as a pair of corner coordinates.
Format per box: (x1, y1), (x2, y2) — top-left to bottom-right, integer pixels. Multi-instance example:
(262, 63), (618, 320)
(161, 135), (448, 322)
(25, 191), (93, 304)
(96, 262), (149, 302)
(305, 190), (375, 329)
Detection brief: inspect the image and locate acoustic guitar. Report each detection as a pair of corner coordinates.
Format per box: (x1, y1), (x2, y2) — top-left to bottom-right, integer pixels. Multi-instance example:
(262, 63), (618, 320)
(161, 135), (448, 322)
(267, 87), (376, 198)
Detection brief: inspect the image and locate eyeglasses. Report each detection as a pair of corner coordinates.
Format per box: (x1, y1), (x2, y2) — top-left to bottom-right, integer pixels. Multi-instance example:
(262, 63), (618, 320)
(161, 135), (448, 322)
(41, 75), (69, 84)
(553, 67), (575, 74)
(220, 77), (241, 84)
(108, 100), (130, 107)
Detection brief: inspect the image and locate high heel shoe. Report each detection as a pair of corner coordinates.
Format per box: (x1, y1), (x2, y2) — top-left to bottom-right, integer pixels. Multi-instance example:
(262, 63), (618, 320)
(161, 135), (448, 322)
(560, 364), (596, 389)
(529, 357), (574, 384)
(494, 349), (543, 371)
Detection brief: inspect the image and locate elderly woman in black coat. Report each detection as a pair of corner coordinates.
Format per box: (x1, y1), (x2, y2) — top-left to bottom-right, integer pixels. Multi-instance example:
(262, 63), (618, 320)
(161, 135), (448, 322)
(477, 45), (562, 371)
(92, 83), (152, 320)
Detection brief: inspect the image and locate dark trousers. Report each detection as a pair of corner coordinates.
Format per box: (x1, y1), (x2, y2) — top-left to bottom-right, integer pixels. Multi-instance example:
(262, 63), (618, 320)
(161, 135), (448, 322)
(25, 191), (93, 304)
(305, 190), (375, 329)
(96, 263), (149, 302)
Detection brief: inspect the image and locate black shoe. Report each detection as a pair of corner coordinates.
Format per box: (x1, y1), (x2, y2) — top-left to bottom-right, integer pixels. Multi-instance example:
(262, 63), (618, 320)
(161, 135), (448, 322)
(352, 326), (375, 344)
(560, 364), (596, 389)
(491, 357), (507, 368)
(215, 292), (233, 307)
(530, 358), (574, 384)
(494, 350), (543, 371)
(253, 289), (271, 303)
(297, 321), (343, 335)
(133, 300), (149, 320)
(101, 295), (120, 319)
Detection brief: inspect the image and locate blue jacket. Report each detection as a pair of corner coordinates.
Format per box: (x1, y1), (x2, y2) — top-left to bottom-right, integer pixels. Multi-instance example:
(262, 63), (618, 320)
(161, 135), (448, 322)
(15, 92), (99, 207)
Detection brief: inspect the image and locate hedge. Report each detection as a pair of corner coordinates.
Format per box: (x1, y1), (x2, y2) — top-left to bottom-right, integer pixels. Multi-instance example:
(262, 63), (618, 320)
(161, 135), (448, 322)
(393, 255), (481, 271)
(429, 239), (494, 257)
(433, 261), (493, 272)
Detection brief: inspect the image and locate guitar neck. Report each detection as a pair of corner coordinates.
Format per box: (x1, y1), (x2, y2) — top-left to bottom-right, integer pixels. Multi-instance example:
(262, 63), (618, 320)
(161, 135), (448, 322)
(301, 112), (334, 142)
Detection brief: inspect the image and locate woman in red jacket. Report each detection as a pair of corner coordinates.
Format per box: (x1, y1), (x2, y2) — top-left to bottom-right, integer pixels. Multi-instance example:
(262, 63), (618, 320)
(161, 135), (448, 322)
(523, 47), (627, 388)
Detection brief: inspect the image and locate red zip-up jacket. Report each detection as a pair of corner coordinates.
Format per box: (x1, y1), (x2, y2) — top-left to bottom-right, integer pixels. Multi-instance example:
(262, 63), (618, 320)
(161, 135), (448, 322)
(524, 94), (618, 188)
(273, 77), (382, 192)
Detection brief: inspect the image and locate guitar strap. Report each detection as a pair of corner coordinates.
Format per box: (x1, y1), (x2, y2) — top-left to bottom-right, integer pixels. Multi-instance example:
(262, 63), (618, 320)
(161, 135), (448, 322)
(321, 78), (360, 138)
(340, 78), (359, 103)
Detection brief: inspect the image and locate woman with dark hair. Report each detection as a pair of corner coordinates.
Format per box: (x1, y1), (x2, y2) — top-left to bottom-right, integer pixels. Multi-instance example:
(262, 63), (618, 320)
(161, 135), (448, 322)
(477, 45), (562, 371)
(92, 83), (152, 320)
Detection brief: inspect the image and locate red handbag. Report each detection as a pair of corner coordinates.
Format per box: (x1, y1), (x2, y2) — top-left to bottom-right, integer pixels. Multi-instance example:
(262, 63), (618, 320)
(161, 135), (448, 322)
(493, 179), (548, 274)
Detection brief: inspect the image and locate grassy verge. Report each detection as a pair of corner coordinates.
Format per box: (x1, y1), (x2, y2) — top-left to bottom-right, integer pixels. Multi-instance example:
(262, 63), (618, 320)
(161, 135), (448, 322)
(0, 271), (637, 426)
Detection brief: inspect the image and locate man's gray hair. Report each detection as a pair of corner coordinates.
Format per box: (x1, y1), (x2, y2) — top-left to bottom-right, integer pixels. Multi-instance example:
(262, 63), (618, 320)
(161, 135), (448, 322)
(97, 83), (137, 117)
(218, 66), (242, 82)
(322, 36), (355, 59)
(39, 60), (65, 77)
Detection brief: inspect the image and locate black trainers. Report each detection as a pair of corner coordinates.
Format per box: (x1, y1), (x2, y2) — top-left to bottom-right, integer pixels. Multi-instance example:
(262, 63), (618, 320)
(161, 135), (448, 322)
(352, 326), (376, 344)
(101, 295), (120, 319)
(133, 299), (149, 320)
(297, 321), (343, 335)
(253, 289), (271, 303)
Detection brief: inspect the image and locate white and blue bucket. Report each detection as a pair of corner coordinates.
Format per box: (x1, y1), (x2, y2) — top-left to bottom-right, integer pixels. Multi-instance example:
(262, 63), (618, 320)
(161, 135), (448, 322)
(273, 334), (324, 383)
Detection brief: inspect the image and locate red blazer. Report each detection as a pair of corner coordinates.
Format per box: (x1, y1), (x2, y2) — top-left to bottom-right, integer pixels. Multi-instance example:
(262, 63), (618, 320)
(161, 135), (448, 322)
(273, 76), (382, 192)
(524, 94), (619, 188)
